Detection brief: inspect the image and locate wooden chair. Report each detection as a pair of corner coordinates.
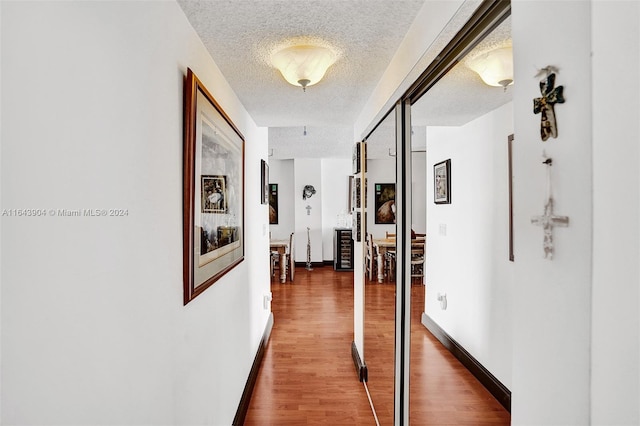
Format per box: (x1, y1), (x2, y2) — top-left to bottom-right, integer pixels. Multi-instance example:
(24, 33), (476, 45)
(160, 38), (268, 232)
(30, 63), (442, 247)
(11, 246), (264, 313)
(385, 231), (396, 239)
(365, 234), (377, 281)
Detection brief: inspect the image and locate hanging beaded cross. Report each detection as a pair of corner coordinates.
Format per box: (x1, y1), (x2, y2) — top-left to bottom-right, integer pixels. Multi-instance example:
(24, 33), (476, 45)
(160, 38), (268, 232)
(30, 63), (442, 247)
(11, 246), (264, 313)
(531, 154), (569, 259)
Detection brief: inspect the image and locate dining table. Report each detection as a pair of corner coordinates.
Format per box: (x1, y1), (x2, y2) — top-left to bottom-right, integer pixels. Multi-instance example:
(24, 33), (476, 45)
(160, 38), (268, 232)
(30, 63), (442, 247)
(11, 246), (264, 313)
(372, 237), (425, 283)
(269, 239), (290, 283)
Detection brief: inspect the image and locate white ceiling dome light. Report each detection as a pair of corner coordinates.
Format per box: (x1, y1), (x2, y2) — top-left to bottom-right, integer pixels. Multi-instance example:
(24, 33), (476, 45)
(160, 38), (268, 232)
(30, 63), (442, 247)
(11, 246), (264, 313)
(271, 44), (338, 91)
(467, 46), (514, 89)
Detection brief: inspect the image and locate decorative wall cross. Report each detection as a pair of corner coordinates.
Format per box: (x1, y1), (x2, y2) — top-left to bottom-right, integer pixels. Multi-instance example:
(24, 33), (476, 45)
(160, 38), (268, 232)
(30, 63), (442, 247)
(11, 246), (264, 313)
(531, 155), (569, 259)
(305, 205), (312, 216)
(533, 67), (565, 141)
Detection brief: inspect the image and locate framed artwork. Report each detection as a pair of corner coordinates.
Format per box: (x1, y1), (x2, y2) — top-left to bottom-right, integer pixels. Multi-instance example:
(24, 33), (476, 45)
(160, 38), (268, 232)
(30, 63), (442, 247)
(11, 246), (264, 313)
(374, 183), (396, 224)
(269, 184), (278, 224)
(434, 159), (451, 204)
(508, 134), (515, 261)
(260, 159), (269, 205)
(183, 68), (245, 305)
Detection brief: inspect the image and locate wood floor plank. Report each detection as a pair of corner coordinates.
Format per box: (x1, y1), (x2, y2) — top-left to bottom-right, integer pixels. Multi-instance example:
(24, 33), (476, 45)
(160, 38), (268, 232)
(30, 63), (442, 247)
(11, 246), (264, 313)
(244, 267), (510, 425)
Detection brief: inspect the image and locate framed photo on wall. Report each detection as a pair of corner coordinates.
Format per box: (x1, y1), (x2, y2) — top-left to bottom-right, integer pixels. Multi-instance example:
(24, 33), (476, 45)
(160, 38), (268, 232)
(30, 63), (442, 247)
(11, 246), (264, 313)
(261, 159), (269, 205)
(269, 184), (278, 224)
(434, 159), (451, 204)
(183, 68), (245, 305)
(374, 183), (396, 224)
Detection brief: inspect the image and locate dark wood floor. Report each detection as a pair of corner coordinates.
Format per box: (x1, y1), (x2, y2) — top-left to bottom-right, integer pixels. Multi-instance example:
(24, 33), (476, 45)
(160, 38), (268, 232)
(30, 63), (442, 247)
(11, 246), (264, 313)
(244, 267), (510, 425)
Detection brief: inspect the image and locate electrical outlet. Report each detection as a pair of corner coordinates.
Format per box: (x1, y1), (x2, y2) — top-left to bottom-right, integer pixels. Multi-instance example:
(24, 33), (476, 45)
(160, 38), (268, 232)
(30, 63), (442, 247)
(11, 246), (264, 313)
(439, 223), (447, 236)
(437, 292), (447, 310)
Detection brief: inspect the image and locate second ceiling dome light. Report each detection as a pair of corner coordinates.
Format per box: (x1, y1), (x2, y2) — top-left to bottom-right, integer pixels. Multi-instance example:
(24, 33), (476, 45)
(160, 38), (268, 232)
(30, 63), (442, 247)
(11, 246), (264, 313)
(271, 44), (338, 91)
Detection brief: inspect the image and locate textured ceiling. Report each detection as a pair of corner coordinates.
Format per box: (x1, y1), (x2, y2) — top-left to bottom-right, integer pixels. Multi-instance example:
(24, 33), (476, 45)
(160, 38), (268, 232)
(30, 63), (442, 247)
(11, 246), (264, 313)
(177, 1), (512, 160)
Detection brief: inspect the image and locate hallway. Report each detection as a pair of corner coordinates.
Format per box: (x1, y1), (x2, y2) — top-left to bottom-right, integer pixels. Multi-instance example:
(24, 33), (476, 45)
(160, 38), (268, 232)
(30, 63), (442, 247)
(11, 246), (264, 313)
(244, 267), (510, 424)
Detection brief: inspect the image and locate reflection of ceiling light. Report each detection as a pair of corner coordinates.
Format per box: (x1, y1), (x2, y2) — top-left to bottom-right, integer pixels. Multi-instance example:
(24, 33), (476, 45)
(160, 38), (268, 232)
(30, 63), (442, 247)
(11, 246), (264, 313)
(271, 45), (337, 91)
(467, 46), (513, 88)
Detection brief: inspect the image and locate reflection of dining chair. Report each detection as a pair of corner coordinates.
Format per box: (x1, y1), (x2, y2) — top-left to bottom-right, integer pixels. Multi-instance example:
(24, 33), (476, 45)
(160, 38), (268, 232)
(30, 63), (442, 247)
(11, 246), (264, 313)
(385, 250), (396, 282)
(288, 232), (295, 282)
(365, 234), (377, 281)
(385, 231), (396, 239)
(411, 243), (425, 283)
(270, 248), (280, 280)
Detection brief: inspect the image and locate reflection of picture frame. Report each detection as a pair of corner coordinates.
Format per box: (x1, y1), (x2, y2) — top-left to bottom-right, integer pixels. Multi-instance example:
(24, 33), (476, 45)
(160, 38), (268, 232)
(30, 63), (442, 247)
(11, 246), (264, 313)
(269, 184), (278, 224)
(352, 141), (367, 174)
(374, 183), (395, 224)
(353, 211), (361, 242)
(434, 159), (451, 204)
(260, 159), (269, 205)
(348, 176), (354, 211)
(202, 175), (228, 213)
(183, 68), (244, 305)
(352, 143), (360, 174)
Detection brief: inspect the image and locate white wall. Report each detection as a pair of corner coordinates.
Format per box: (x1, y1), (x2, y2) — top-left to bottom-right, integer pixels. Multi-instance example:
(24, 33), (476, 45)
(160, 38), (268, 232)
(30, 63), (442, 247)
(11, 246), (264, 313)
(411, 151), (427, 234)
(294, 159), (323, 263)
(591, 1), (640, 424)
(424, 103), (514, 389)
(269, 159), (352, 263)
(268, 159), (295, 240)
(0, 2), (271, 425)
(511, 1), (593, 423)
(321, 159), (352, 262)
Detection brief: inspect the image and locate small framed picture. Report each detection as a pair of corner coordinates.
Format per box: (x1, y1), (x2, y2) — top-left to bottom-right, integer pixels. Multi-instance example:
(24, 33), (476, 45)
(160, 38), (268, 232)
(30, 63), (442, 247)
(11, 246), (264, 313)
(261, 159), (269, 205)
(434, 159), (451, 204)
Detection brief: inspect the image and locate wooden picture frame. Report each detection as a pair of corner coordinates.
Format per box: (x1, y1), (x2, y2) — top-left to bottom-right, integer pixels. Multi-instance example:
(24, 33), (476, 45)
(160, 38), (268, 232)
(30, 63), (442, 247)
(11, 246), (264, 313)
(183, 68), (245, 305)
(374, 183), (395, 224)
(434, 159), (451, 204)
(269, 184), (278, 224)
(261, 159), (269, 205)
